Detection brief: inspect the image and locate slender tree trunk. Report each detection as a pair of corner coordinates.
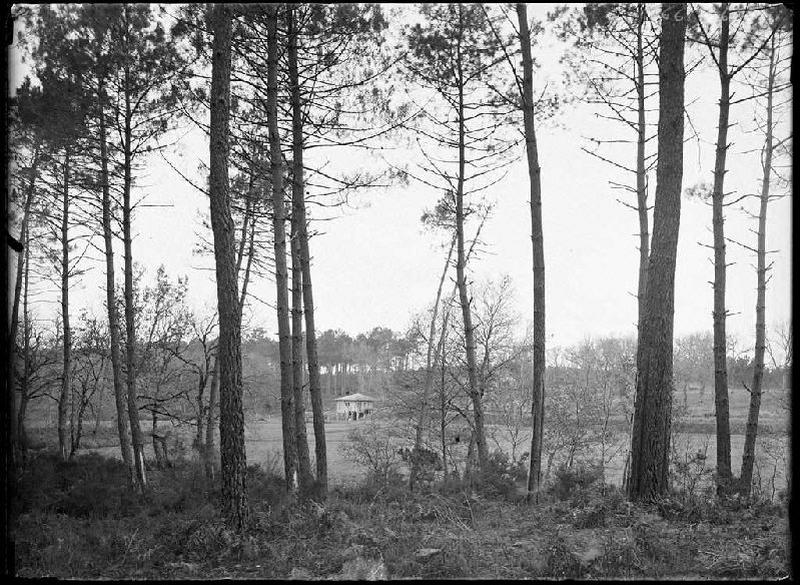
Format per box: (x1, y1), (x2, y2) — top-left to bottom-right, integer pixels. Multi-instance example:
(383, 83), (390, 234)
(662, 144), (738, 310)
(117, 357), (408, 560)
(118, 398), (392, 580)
(205, 354), (220, 479)
(9, 148), (38, 367)
(209, 2), (248, 529)
(711, 4), (733, 493)
(266, 3), (298, 492)
(235, 165), (256, 312)
(439, 307), (451, 475)
(234, 181), (252, 286)
(239, 210), (257, 313)
(517, 2), (546, 501)
(98, 79), (135, 484)
(291, 220), (313, 490)
(288, 46), (312, 489)
(454, 6), (488, 474)
(69, 392), (88, 460)
(288, 4), (327, 495)
(17, 393), (30, 456)
(635, 2), (649, 345)
(10, 151), (38, 466)
(628, 2), (686, 501)
(411, 236), (455, 490)
(122, 22), (147, 490)
(58, 152), (72, 461)
(18, 241), (33, 459)
(624, 3), (652, 493)
(195, 371), (207, 451)
(740, 38), (776, 497)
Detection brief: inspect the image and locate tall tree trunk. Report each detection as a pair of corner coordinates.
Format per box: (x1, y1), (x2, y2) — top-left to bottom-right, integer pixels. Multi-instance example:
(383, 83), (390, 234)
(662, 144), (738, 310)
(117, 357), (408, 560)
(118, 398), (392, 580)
(239, 210), (257, 313)
(411, 236), (455, 490)
(98, 77), (135, 485)
(288, 32), (312, 487)
(195, 370), (207, 451)
(205, 354), (220, 479)
(711, 4), (733, 493)
(209, 2), (248, 529)
(236, 166), (256, 312)
(635, 1), (650, 339)
(122, 11), (147, 490)
(17, 393), (30, 456)
(58, 151), (71, 462)
(234, 180), (252, 286)
(18, 240), (33, 460)
(629, 2), (651, 493)
(69, 390), (87, 460)
(10, 149), (39, 467)
(517, 2), (546, 501)
(454, 5), (488, 474)
(628, 2), (686, 501)
(9, 148), (38, 371)
(291, 219), (313, 490)
(439, 306), (451, 475)
(740, 38), (776, 497)
(266, 3), (298, 492)
(288, 4), (328, 495)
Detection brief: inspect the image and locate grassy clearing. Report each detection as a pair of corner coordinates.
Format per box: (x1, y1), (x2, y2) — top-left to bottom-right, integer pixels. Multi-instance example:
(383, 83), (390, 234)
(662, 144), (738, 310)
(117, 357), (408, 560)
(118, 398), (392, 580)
(11, 451), (790, 579)
(24, 415), (790, 507)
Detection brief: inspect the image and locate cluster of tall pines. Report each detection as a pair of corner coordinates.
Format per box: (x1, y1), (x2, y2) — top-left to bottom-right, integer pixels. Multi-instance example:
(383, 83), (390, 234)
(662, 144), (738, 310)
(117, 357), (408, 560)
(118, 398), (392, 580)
(6, 3), (791, 530)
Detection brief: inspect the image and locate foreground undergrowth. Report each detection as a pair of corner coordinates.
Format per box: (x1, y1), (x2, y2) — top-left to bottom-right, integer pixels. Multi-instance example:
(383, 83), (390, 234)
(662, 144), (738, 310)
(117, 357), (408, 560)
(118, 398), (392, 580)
(11, 452), (790, 579)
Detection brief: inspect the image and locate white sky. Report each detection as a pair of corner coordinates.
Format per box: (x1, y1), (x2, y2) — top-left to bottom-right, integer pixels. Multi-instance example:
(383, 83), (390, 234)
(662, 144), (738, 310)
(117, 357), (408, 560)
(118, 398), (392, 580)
(8, 4), (793, 357)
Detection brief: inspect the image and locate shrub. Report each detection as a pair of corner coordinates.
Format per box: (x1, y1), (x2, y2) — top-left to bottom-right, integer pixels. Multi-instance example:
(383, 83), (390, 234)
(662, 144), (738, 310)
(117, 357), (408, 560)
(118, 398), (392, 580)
(246, 462), (287, 505)
(669, 439), (713, 499)
(344, 469), (408, 504)
(472, 450), (526, 499)
(17, 451), (145, 519)
(339, 419), (403, 484)
(182, 519), (238, 562)
(549, 463), (604, 504)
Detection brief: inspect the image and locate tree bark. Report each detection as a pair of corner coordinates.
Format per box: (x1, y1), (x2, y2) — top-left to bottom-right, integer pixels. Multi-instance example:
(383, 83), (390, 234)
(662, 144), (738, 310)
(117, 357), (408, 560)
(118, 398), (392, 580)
(235, 164), (256, 313)
(711, 3), (733, 492)
(628, 2), (686, 501)
(98, 76), (135, 485)
(740, 36), (776, 497)
(58, 151), (72, 461)
(209, 2), (248, 529)
(517, 2), (546, 501)
(17, 240), (33, 460)
(455, 4), (488, 475)
(266, 3), (298, 493)
(10, 148), (39, 467)
(288, 4), (328, 496)
(122, 5), (147, 491)
(291, 214), (313, 490)
(195, 368), (207, 451)
(9, 147), (38, 371)
(629, 1), (651, 493)
(205, 354), (220, 479)
(635, 1), (650, 342)
(439, 309), (450, 474)
(238, 208), (257, 313)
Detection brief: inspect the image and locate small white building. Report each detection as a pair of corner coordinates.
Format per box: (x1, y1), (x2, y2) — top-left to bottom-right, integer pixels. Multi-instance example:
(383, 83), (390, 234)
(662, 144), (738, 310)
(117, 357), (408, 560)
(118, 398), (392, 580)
(334, 393), (376, 421)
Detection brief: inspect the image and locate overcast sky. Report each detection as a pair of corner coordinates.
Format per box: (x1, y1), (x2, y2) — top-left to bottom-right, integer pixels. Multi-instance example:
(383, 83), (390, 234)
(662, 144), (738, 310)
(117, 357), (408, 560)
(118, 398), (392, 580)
(9, 4), (792, 357)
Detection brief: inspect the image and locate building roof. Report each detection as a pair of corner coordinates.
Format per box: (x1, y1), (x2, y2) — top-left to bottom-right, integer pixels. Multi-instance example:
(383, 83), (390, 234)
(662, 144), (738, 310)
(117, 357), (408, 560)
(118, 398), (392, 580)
(334, 393), (377, 402)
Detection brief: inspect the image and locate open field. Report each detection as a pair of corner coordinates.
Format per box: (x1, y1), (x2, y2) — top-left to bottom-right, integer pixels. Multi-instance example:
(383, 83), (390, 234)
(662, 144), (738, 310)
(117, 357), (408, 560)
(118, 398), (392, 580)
(29, 410), (788, 499)
(58, 419), (369, 486)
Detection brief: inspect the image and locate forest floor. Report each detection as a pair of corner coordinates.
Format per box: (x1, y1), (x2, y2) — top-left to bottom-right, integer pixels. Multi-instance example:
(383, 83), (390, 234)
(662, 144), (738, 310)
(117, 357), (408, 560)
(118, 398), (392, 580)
(11, 451), (791, 580)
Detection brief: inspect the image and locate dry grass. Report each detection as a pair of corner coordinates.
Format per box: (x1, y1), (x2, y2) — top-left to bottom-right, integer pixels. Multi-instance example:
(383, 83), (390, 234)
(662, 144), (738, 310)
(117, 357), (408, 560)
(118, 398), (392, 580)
(11, 450), (791, 580)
